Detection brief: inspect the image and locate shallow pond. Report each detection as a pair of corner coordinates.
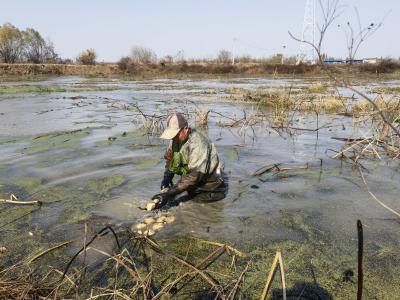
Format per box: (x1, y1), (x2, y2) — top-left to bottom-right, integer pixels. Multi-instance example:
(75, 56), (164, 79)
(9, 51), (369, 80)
(0, 76), (399, 298)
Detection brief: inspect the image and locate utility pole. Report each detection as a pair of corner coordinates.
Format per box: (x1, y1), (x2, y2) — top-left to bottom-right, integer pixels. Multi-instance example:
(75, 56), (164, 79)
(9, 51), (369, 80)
(232, 38), (236, 65)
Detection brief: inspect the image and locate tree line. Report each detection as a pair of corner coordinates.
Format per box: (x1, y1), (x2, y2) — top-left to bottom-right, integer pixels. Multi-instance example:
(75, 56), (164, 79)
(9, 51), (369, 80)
(0, 23), (98, 65)
(0, 23), (58, 63)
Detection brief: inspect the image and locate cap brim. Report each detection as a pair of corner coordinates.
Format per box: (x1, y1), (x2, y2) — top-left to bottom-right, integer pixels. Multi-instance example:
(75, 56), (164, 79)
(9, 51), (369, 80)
(160, 128), (180, 139)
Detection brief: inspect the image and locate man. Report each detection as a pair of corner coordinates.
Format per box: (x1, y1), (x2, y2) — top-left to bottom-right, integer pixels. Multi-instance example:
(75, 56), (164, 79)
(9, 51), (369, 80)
(152, 112), (226, 208)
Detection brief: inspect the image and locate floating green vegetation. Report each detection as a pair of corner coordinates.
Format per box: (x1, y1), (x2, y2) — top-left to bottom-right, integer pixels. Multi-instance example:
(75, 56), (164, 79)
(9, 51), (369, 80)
(134, 157), (160, 169)
(35, 149), (92, 168)
(60, 206), (91, 224)
(219, 146), (240, 162)
(95, 129), (149, 148)
(86, 174), (126, 196)
(102, 158), (133, 168)
(23, 129), (90, 154)
(0, 84), (120, 95)
(14, 177), (42, 191)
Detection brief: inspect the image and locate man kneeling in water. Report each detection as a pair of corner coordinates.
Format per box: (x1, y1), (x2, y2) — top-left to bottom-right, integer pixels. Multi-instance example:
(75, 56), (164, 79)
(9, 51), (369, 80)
(152, 112), (226, 208)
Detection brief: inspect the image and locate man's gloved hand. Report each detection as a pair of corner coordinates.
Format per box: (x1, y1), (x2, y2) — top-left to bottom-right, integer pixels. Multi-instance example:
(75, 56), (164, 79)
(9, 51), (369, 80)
(151, 188), (180, 209)
(151, 192), (170, 209)
(161, 169), (174, 190)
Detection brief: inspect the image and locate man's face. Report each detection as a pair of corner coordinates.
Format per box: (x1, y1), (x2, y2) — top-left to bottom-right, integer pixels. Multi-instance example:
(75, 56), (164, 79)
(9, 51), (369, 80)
(173, 127), (189, 145)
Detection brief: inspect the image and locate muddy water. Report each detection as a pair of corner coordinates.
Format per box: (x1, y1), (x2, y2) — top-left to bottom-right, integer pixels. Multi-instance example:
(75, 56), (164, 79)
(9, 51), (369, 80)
(1, 76), (399, 297)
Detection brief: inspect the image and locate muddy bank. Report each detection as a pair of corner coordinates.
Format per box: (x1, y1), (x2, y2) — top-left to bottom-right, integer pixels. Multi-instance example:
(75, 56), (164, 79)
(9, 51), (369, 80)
(1, 61), (400, 78)
(0, 63), (118, 76)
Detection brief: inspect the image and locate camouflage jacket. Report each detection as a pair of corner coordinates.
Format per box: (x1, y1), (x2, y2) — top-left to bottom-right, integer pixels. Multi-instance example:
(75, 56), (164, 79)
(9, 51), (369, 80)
(165, 129), (222, 193)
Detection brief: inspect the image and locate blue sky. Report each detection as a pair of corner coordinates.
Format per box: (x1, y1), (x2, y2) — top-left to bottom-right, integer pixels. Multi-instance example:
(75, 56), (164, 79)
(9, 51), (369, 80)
(1, 0), (399, 62)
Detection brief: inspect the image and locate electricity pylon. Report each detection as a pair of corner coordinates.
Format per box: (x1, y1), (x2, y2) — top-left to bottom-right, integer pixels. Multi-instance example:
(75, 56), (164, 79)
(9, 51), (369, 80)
(297, 0), (316, 64)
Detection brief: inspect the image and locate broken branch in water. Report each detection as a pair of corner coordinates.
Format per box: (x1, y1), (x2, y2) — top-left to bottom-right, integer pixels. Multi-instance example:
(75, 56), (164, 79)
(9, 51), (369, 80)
(227, 261), (251, 300)
(251, 163), (282, 176)
(251, 162), (310, 177)
(358, 166), (400, 218)
(0, 194), (42, 206)
(357, 220), (364, 300)
(61, 226), (121, 282)
(195, 238), (244, 257)
(27, 240), (74, 264)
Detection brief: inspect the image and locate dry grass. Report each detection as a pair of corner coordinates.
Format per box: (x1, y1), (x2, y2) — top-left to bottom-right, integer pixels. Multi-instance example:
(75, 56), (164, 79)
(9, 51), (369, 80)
(0, 63), (118, 76)
(299, 96), (347, 114)
(0, 265), (55, 299)
(334, 96), (400, 160)
(307, 82), (326, 93)
(195, 109), (210, 127)
(227, 88), (347, 115)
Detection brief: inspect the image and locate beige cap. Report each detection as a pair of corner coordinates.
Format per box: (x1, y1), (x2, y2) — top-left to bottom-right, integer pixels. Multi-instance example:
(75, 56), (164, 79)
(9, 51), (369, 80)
(160, 113), (188, 139)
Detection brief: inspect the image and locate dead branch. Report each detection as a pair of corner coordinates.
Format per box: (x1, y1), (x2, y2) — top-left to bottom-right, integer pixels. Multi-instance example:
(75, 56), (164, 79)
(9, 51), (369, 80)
(358, 166), (400, 218)
(27, 240), (74, 264)
(260, 251), (286, 300)
(227, 261), (251, 300)
(0, 194), (42, 206)
(131, 233), (226, 299)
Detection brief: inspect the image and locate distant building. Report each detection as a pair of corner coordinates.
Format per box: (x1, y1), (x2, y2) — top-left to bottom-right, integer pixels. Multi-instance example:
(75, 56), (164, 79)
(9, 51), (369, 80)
(323, 58), (379, 65)
(345, 59), (363, 64)
(363, 58), (378, 64)
(323, 59), (344, 65)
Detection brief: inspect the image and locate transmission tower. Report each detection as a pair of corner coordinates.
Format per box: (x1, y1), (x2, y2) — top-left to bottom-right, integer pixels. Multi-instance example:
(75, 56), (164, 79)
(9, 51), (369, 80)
(297, 0), (316, 64)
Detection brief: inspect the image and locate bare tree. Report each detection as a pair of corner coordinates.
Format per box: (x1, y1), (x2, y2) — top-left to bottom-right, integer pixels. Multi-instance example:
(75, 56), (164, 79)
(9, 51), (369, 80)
(131, 46), (157, 64)
(22, 28), (58, 63)
(341, 8), (384, 62)
(217, 49), (232, 64)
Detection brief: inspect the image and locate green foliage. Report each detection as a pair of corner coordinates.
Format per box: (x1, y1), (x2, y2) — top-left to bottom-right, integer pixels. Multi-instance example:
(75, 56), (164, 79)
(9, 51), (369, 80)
(0, 23), (24, 63)
(22, 28), (57, 63)
(0, 23), (58, 63)
(76, 48), (97, 65)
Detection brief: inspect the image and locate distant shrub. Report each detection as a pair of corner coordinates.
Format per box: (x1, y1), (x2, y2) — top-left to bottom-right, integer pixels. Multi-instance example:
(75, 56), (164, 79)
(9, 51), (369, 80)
(162, 55), (174, 64)
(131, 46), (157, 64)
(359, 59), (400, 73)
(217, 49), (232, 64)
(235, 55), (253, 63)
(118, 56), (132, 71)
(76, 48), (97, 65)
(60, 58), (73, 64)
(263, 53), (283, 64)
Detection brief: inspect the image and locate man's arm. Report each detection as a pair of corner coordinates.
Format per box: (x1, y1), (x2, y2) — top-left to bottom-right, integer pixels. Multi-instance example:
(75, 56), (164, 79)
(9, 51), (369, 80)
(173, 170), (205, 193)
(161, 168), (174, 190)
(160, 143), (174, 190)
